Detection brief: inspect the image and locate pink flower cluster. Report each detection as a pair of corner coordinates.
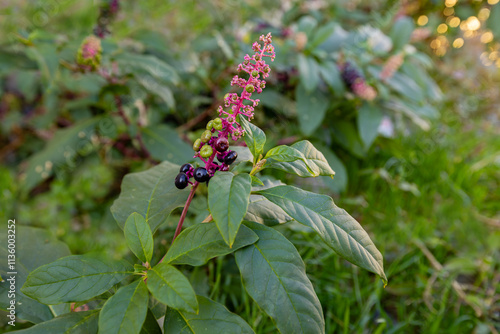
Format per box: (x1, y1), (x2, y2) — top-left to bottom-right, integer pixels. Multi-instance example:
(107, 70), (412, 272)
(194, 33), (275, 176)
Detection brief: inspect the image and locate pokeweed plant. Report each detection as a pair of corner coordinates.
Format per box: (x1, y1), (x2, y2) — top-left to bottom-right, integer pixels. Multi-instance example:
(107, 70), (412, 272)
(19, 33), (386, 334)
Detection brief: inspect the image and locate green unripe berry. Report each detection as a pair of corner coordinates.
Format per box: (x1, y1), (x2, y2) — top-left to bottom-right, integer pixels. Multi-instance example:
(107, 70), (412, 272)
(201, 130), (212, 143)
(251, 70), (258, 77)
(214, 122), (223, 131)
(255, 54), (261, 61)
(214, 117), (222, 125)
(193, 139), (202, 151)
(200, 145), (213, 158)
(206, 120), (214, 130)
(245, 85), (255, 93)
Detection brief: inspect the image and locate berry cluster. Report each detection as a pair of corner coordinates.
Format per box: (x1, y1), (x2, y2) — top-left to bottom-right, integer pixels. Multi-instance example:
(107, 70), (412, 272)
(175, 33), (275, 189)
(340, 61), (377, 101)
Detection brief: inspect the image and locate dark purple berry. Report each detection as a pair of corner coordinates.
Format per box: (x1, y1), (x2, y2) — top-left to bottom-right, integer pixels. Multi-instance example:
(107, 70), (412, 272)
(216, 152), (225, 163)
(340, 62), (363, 88)
(224, 150), (238, 165)
(180, 163), (193, 174)
(193, 167), (210, 182)
(175, 173), (189, 189)
(215, 137), (229, 152)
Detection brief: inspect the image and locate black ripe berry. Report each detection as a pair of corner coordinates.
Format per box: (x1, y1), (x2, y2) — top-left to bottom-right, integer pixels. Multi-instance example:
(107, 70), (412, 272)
(175, 173), (189, 189)
(193, 167), (210, 182)
(215, 137), (229, 152)
(179, 163), (193, 174)
(224, 150), (238, 165)
(216, 152), (225, 163)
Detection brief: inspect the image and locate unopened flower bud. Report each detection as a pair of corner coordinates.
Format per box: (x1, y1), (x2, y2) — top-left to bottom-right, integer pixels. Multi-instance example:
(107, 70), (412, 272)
(77, 35), (102, 71)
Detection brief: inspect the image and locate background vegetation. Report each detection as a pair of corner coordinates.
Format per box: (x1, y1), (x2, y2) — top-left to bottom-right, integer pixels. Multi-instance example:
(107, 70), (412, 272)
(1, 0), (499, 332)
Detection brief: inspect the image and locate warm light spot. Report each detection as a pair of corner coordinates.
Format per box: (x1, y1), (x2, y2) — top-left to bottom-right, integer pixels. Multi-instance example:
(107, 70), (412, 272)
(496, 59), (500, 67)
(435, 47), (447, 56)
(430, 39), (441, 49)
(445, 0), (457, 7)
(417, 15), (429, 26)
(481, 31), (494, 43)
(488, 0), (499, 5)
(437, 23), (448, 34)
(437, 35), (449, 45)
(490, 51), (499, 60)
(466, 16), (481, 31)
(464, 30), (475, 39)
(448, 17), (461, 27)
(478, 8), (491, 21)
(453, 38), (464, 48)
(444, 7), (455, 16)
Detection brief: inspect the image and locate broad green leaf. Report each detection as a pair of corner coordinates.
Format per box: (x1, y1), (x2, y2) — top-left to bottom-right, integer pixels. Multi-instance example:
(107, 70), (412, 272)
(390, 16), (414, 51)
(256, 185), (387, 283)
(263, 140), (335, 178)
(164, 295), (254, 334)
(235, 222), (325, 334)
(229, 146), (253, 166)
(295, 83), (329, 136)
(110, 161), (190, 232)
(208, 172), (252, 247)
(164, 223), (258, 266)
(146, 263), (198, 314)
(114, 53), (180, 85)
(297, 54), (319, 92)
(357, 102), (383, 149)
(140, 309), (162, 334)
(141, 125), (194, 165)
(22, 116), (102, 193)
(297, 15), (318, 36)
(245, 195), (294, 226)
(13, 310), (99, 334)
(124, 213), (154, 263)
(0, 226), (70, 323)
(98, 280), (149, 334)
(22, 255), (133, 304)
(238, 115), (266, 164)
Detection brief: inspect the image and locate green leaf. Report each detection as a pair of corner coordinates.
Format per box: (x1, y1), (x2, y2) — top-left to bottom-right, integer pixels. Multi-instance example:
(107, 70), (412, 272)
(136, 75), (175, 109)
(297, 54), (319, 92)
(140, 309), (162, 334)
(110, 161), (190, 233)
(164, 295), (254, 334)
(256, 186), (387, 283)
(245, 195), (294, 226)
(0, 226), (70, 323)
(229, 146), (253, 166)
(114, 53), (180, 85)
(13, 310), (99, 334)
(309, 22), (336, 49)
(124, 213), (154, 263)
(164, 223), (258, 266)
(357, 102), (383, 149)
(235, 222), (325, 334)
(250, 175), (264, 186)
(22, 116), (103, 193)
(141, 125), (194, 165)
(296, 83), (329, 136)
(22, 255), (133, 304)
(263, 140), (335, 178)
(238, 115), (266, 164)
(146, 263), (198, 314)
(98, 280), (149, 334)
(208, 172), (252, 247)
(390, 16), (414, 51)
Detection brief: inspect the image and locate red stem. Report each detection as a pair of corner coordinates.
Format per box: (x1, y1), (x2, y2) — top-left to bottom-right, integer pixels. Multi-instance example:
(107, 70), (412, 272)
(157, 182), (199, 264)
